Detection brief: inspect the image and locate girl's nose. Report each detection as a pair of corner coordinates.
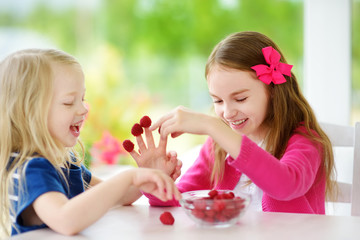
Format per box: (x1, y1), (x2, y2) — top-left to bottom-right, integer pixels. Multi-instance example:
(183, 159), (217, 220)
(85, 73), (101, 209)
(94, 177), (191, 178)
(79, 102), (89, 116)
(223, 103), (237, 119)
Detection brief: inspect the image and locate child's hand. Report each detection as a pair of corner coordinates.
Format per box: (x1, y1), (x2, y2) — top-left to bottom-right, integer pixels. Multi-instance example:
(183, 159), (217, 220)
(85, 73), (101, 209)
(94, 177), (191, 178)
(150, 106), (212, 139)
(125, 120), (182, 180)
(132, 168), (181, 201)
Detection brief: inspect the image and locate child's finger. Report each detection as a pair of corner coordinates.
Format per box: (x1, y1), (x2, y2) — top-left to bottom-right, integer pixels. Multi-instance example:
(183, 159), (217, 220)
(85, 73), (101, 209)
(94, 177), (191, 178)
(123, 140), (140, 161)
(149, 175), (167, 201)
(174, 187), (182, 200)
(122, 140), (149, 167)
(176, 159), (182, 168)
(144, 128), (155, 149)
(129, 151), (142, 166)
(149, 118), (163, 131)
(172, 169), (181, 181)
(158, 134), (168, 151)
(163, 177), (174, 200)
(158, 118), (179, 139)
(131, 123), (147, 150)
(156, 173), (176, 201)
(161, 172), (180, 201)
(166, 151), (177, 161)
(170, 132), (183, 138)
(172, 160), (182, 180)
(171, 166), (182, 181)
(136, 135), (147, 150)
(169, 182), (181, 200)
(149, 113), (173, 131)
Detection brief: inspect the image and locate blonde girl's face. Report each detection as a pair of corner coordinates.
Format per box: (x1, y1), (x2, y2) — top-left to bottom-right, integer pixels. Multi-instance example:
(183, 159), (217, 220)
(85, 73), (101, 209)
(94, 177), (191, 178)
(47, 63), (88, 147)
(207, 65), (270, 143)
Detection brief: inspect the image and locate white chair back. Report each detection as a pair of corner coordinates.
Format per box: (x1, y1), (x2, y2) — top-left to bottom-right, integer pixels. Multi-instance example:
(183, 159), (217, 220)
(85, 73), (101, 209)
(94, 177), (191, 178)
(321, 122), (360, 216)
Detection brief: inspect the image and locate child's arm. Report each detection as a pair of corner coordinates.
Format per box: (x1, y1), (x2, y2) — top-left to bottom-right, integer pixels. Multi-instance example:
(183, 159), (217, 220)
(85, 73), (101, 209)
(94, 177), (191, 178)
(31, 168), (180, 236)
(150, 106), (243, 159)
(87, 173), (147, 205)
(87, 171), (156, 205)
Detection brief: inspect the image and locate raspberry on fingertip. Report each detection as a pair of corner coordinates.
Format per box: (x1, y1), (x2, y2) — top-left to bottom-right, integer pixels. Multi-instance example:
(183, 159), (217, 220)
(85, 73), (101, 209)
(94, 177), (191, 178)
(122, 139), (135, 152)
(140, 115), (152, 128)
(131, 123), (144, 136)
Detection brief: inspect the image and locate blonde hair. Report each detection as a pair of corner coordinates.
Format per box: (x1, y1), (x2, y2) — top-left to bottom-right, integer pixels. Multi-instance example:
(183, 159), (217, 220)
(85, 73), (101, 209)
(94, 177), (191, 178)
(205, 31), (336, 201)
(0, 49), (85, 237)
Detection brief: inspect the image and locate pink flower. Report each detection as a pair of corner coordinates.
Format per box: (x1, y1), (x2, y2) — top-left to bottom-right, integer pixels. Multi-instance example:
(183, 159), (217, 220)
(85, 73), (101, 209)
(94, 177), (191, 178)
(90, 131), (124, 165)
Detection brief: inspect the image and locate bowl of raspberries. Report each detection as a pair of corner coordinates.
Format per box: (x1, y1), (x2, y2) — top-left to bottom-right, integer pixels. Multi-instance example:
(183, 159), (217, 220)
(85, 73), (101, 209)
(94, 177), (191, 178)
(180, 189), (250, 228)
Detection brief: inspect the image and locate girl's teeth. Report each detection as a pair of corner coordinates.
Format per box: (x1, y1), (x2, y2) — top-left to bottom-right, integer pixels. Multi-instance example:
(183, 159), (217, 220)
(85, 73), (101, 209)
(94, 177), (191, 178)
(233, 119), (246, 125)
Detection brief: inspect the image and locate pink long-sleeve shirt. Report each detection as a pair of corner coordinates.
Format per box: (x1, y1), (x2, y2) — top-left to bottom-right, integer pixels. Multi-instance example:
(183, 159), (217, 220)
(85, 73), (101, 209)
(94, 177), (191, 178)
(146, 126), (326, 214)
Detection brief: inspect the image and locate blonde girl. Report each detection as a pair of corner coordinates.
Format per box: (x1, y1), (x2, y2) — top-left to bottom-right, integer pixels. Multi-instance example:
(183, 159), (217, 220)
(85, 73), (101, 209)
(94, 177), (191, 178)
(128, 31), (336, 214)
(0, 49), (180, 237)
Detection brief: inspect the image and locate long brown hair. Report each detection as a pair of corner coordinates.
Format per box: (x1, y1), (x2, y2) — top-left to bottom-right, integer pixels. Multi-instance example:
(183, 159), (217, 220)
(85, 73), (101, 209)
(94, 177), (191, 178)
(205, 31), (336, 200)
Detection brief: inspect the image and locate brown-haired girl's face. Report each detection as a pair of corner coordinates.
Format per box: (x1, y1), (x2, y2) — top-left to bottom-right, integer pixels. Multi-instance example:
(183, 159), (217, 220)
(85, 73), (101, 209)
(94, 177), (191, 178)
(207, 65), (270, 143)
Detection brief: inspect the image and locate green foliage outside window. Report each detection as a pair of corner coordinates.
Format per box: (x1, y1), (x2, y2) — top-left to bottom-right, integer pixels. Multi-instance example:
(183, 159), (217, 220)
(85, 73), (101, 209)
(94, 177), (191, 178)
(1, 0), (359, 167)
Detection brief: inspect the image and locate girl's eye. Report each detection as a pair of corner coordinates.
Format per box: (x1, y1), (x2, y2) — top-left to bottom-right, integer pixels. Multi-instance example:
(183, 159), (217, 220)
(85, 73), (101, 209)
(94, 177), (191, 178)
(63, 102), (74, 106)
(236, 97), (247, 102)
(213, 100), (223, 104)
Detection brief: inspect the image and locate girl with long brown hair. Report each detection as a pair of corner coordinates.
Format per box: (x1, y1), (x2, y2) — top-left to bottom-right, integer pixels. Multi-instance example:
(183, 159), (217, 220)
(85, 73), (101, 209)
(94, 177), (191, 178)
(128, 31), (336, 214)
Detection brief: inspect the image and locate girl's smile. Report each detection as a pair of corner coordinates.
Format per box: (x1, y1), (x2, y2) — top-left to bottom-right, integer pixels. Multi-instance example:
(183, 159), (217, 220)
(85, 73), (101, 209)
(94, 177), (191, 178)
(70, 120), (84, 138)
(229, 118), (248, 129)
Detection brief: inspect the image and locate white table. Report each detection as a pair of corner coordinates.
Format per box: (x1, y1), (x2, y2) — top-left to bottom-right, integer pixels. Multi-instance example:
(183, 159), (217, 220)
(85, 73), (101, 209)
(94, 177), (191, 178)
(10, 205), (360, 240)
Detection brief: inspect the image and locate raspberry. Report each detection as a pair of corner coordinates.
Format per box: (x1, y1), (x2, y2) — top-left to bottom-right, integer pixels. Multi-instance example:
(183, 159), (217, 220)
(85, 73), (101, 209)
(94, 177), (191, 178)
(208, 189), (218, 199)
(139, 115), (152, 128)
(131, 123), (143, 136)
(223, 192), (235, 199)
(214, 192), (235, 200)
(159, 211), (175, 225)
(228, 192), (235, 199)
(122, 140), (134, 152)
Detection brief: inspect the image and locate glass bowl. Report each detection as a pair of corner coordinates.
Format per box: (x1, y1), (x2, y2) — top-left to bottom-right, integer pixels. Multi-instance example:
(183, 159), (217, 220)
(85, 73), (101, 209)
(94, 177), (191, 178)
(180, 190), (250, 228)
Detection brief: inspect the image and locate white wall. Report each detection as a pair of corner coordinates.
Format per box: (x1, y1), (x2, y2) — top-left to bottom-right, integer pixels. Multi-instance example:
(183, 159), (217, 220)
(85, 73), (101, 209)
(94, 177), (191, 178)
(304, 0), (352, 125)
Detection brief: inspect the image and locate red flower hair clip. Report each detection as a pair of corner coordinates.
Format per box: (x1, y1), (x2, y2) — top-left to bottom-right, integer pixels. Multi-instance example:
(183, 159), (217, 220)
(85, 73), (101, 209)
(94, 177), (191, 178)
(251, 46), (293, 85)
